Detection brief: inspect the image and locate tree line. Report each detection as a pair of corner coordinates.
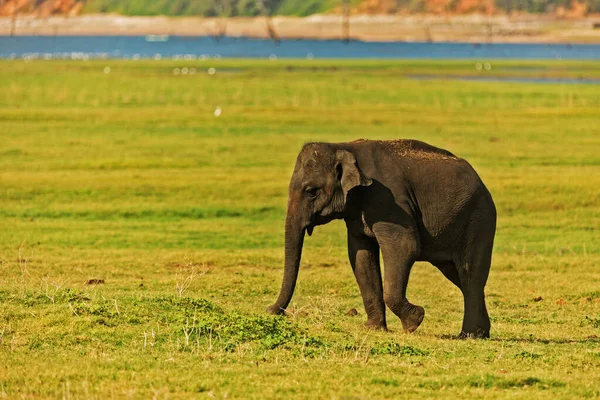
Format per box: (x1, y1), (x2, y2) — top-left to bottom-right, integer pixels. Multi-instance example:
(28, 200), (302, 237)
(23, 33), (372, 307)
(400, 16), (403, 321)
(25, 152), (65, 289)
(83, 0), (600, 16)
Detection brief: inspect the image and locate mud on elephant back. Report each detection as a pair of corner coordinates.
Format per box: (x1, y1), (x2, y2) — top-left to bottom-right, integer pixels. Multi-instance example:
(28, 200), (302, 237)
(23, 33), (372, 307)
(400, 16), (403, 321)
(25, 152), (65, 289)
(266, 139), (496, 339)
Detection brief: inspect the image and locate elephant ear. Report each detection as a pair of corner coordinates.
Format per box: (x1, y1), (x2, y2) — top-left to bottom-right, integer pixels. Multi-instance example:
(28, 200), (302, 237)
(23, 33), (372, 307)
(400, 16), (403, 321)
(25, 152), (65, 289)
(335, 150), (372, 198)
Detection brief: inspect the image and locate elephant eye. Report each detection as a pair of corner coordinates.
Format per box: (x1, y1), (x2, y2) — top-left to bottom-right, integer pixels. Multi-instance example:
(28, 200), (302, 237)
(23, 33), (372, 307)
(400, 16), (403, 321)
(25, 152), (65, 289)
(305, 187), (319, 198)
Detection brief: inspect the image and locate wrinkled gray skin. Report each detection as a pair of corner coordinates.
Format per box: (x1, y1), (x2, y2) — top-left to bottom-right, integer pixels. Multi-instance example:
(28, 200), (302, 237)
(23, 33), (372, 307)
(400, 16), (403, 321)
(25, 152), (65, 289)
(266, 139), (496, 338)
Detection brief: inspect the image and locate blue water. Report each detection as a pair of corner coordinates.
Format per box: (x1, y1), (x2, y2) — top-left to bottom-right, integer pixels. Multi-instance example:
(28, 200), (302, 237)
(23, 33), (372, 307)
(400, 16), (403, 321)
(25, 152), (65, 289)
(1, 35), (600, 60)
(408, 74), (600, 84)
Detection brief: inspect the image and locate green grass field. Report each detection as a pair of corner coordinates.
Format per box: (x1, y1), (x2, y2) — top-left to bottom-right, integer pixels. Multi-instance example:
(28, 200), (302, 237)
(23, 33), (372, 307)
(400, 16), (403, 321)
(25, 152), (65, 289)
(1, 59), (600, 399)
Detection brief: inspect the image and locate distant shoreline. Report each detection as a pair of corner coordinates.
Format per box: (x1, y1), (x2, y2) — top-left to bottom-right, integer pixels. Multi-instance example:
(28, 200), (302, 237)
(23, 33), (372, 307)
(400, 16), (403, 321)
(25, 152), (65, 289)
(2, 14), (600, 44)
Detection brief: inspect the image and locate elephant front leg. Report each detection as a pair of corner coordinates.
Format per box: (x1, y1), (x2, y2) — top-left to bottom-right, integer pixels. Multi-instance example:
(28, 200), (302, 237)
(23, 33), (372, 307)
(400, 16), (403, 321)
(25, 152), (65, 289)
(347, 231), (387, 330)
(375, 223), (424, 333)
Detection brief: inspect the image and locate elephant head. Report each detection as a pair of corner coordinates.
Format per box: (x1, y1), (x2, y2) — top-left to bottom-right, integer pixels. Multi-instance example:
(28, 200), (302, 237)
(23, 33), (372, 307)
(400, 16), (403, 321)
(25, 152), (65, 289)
(267, 143), (372, 315)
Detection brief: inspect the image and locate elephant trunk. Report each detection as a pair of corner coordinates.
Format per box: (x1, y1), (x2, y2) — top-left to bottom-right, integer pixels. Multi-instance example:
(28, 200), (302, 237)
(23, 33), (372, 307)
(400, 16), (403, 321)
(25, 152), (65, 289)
(266, 206), (306, 315)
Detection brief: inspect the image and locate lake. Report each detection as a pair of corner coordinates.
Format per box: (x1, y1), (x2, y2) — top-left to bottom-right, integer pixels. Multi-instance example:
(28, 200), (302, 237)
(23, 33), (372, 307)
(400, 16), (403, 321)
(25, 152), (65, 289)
(1, 35), (600, 60)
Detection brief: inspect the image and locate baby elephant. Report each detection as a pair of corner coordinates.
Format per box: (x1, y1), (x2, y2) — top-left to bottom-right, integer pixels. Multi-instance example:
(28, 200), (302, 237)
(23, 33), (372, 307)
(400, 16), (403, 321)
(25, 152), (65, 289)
(267, 139), (496, 338)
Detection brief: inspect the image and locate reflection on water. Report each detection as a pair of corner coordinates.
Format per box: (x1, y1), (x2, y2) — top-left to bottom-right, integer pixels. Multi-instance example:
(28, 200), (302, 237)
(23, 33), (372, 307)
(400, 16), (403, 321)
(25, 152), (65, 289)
(1, 36), (600, 60)
(407, 74), (600, 85)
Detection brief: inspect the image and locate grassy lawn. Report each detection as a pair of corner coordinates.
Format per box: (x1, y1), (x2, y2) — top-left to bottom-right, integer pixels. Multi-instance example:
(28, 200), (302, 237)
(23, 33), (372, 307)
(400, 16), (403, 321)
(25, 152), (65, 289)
(1, 59), (600, 399)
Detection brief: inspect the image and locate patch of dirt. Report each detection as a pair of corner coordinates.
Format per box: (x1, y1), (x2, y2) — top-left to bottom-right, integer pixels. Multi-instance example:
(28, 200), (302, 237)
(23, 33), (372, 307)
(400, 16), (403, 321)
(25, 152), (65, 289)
(319, 263), (336, 268)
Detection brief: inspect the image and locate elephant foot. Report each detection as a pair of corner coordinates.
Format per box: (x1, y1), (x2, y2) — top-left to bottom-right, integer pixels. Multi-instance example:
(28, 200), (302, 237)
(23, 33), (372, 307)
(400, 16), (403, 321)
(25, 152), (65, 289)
(266, 304), (286, 315)
(365, 319), (388, 331)
(400, 303), (425, 333)
(458, 329), (489, 339)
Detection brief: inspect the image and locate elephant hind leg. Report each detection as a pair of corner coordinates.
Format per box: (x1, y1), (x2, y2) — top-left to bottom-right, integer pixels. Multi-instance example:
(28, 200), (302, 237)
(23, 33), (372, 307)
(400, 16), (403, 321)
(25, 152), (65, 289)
(432, 259), (489, 338)
(456, 226), (494, 339)
(457, 277), (490, 339)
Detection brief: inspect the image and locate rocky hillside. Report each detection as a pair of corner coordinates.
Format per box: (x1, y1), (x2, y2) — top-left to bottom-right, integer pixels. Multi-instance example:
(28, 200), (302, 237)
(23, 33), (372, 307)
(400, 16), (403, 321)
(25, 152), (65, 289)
(0, 0), (85, 17)
(1, 0), (598, 16)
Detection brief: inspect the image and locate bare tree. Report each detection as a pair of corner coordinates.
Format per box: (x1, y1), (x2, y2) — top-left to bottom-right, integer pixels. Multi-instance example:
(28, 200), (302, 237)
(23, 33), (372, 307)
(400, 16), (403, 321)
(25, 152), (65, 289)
(424, 21), (432, 42)
(10, 11), (17, 36)
(212, 0), (231, 41)
(485, 17), (494, 44)
(8, 0), (38, 36)
(420, 13), (433, 43)
(258, 0), (279, 44)
(6, 0), (18, 36)
(10, 0), (30, 36)
(342, 0), (350, 43)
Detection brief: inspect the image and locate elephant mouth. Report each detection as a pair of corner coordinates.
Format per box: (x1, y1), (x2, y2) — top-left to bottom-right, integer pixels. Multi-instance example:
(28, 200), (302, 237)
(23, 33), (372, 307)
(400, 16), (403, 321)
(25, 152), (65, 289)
(306, 213), (341, 236)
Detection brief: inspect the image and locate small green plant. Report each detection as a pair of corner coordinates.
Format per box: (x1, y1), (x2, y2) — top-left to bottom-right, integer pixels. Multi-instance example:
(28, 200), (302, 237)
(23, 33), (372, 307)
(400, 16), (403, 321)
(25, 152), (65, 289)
(70, 300), (119, 318)
(369, 341), (428, 356)
(370, 378), (400, 387)
(515, 350), (542, 359)
(583, 316), (600, 328)
(467, 375), (565, 389)
(180, 309), (322, 351)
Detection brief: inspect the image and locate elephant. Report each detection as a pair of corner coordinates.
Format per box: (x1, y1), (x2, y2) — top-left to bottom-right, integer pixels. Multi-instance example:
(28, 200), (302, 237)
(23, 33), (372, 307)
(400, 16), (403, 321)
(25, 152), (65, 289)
(266, 139), (496, 338)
